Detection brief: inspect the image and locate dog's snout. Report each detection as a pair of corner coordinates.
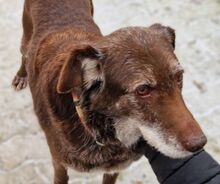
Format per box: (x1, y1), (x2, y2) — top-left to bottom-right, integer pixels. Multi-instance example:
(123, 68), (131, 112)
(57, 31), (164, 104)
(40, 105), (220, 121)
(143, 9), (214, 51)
(182, 135), (207, 152)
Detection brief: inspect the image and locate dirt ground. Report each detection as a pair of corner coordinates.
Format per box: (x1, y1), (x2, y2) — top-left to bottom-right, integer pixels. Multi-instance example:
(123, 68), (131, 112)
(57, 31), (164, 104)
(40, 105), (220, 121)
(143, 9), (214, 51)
(0, 0), (220, 183)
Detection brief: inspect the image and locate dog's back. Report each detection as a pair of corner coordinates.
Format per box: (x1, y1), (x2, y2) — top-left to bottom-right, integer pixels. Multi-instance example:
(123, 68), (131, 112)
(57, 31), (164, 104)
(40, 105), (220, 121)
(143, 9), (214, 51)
(24, 0), (99, 38)
(24, 0), (102, 135)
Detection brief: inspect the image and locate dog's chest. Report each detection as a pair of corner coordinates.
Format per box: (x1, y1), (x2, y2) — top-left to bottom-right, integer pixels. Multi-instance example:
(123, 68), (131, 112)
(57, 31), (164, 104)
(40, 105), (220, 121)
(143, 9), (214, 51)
(60, 142), (141, 173)
(66, 156), (135, 173)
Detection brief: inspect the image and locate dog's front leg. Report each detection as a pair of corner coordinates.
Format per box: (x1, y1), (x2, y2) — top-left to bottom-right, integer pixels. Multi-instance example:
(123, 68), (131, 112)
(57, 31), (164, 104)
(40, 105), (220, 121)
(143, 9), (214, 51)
(102, 173), (119, 184)
(53, 161), (69, 184)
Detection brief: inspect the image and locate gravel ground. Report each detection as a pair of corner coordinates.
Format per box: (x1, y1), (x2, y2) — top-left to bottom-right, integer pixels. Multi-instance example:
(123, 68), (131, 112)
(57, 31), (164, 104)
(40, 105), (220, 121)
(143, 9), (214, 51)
(0, 0), (220, 183)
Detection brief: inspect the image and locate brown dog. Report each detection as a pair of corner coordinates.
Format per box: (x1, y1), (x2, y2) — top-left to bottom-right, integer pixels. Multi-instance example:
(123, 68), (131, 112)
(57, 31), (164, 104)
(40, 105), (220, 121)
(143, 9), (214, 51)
(12, 0), (207, 183)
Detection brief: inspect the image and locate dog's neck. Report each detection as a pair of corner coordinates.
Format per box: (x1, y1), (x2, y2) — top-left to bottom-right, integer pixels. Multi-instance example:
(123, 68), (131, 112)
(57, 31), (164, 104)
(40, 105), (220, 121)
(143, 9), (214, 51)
(74, 92), (118, 146)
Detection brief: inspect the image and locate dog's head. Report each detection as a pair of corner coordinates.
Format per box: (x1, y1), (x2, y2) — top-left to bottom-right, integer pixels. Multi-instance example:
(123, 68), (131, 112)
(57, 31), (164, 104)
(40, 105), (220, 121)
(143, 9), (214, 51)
(57, 24), (207, 158)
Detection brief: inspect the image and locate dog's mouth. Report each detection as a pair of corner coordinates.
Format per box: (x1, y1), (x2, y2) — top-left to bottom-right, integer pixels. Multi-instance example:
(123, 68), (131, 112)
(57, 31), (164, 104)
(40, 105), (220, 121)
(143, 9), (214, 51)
(139, 124), (207, 158)
(113, 117), (206, 158)
(139, 125), (190, 158)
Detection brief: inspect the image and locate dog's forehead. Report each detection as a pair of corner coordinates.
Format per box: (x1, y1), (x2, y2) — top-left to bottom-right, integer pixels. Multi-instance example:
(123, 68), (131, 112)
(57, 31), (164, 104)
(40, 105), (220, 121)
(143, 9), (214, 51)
(103, 27), (177, 65)
(107, 26), (166, 46)
(116, 59), (180, 92)
(102, 28), (180, 90)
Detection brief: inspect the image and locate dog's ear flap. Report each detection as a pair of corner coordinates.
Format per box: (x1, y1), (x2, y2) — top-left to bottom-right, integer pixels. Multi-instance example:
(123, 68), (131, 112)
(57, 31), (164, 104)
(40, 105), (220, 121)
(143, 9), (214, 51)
(57, 45), (102, 94)
(150, 24), (176, 49)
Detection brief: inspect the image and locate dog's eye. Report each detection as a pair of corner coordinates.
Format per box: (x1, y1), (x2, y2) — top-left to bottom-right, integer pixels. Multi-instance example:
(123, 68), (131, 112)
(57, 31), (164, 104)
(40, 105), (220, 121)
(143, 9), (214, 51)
(136, 85), (153, 97)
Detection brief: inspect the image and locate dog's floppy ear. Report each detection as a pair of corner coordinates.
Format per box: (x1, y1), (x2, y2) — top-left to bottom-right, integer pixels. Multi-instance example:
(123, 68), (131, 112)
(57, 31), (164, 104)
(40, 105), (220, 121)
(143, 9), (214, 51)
(150, 23), (176, 49)
(57, 45), (102, 94)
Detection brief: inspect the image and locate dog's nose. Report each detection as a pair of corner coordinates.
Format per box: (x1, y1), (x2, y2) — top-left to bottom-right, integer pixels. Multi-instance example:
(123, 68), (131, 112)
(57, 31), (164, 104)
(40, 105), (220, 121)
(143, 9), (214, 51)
(182, 135), (207, 152)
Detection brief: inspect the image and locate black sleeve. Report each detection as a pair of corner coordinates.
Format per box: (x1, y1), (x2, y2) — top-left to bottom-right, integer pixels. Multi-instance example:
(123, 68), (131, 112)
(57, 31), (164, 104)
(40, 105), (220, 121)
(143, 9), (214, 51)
(141, 143), (220, 184)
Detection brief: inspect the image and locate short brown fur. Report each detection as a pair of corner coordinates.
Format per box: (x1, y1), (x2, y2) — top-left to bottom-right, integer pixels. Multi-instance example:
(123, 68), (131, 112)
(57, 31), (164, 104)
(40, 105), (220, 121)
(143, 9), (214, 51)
(12, 0), (141, 183)
(13, 0), (207, 183)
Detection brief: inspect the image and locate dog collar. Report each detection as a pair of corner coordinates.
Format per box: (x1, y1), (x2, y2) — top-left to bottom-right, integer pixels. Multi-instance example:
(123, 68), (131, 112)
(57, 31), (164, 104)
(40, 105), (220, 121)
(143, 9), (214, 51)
(71, 92), (105, 147)
(73, 99), (80, 107)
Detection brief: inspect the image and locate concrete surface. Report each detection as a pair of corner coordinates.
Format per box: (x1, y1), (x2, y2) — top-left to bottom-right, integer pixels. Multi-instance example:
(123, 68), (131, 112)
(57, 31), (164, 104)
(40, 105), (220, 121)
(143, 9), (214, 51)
(0, 0), (220, 183)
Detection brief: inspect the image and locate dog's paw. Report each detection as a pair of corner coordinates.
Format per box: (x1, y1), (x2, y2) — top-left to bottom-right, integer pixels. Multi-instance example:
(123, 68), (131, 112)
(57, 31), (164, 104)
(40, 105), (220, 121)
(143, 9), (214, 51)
(12, 75), (28, 91)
